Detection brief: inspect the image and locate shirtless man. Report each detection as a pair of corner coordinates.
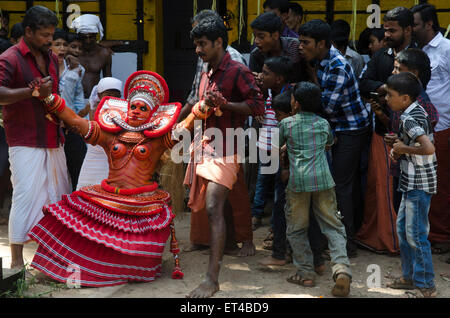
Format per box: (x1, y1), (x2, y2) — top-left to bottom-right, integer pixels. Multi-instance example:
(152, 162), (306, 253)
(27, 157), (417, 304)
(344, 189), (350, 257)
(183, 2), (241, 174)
(71, 14), (112, 98)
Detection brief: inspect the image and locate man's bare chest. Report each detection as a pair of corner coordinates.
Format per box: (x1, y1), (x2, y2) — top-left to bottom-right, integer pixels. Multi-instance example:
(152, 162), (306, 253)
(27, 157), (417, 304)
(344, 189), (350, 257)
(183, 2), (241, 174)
(79, 53), (106, 73)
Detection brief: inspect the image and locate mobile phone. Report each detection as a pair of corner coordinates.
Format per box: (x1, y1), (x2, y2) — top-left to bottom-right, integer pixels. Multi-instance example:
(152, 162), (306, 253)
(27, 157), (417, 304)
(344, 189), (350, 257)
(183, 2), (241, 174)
(369, 92), (380, 103)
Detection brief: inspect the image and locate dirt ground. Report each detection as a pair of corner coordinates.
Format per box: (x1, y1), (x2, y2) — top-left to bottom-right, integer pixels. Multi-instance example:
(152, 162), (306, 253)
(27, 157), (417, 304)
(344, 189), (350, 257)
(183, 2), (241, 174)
(1, 210), (449, 299)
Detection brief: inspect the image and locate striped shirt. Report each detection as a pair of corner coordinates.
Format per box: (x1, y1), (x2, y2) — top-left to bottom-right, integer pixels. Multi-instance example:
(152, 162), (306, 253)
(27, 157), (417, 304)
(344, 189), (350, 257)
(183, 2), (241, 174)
(256, 92), (278, 151)
(277, 112), (335, 193)
(317, 46), (370, 132)
(398, 101), (437, 194)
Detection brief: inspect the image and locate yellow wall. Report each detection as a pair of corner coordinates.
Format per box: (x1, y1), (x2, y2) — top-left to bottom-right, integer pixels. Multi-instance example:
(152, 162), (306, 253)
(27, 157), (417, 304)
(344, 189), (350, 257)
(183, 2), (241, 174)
(0, 0), (162, 73)
(143, 0), (164, 75)
(3, 0), (449, 73)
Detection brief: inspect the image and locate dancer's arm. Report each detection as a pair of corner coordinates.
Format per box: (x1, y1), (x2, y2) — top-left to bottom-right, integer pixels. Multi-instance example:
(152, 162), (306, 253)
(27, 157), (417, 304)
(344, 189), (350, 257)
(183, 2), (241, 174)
(41, 93), (106, 146)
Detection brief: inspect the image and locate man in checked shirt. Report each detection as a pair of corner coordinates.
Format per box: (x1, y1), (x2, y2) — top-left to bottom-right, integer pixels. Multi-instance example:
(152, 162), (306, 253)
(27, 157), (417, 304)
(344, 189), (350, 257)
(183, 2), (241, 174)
(184, 17), (264, 298)
(298, 19), (371, 259)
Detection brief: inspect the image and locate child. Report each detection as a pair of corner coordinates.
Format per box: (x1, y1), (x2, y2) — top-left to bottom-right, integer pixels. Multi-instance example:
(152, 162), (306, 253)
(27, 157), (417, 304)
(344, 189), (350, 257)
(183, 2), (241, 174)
(252, 56), (292, 266)
(252, 56), (292, 231)
(50, 29), (68, 78)
(277, 81), (351, 297)
(257, 90), (291, 266)
(76, 77), (123, 190)
(51, 29), (87, 191)
(385, 72), (437, 298)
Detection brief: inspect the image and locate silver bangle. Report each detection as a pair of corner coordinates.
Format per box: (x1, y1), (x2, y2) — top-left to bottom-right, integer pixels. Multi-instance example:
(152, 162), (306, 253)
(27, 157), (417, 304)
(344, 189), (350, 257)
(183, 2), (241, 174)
(43, 94), (55, 105)
(83, 121), (93, 139)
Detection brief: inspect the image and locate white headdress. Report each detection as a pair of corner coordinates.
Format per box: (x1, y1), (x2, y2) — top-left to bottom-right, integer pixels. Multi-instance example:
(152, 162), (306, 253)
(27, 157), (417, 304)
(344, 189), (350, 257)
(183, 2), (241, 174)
(71, 14), (104, 40)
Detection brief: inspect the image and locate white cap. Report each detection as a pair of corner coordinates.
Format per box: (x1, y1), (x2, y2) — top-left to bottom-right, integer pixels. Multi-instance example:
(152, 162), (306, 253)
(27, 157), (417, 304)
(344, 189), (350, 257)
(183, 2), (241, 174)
(97, 77), (123, 94)
(71, 14), (104, 40)
(89, 77), (123, 108)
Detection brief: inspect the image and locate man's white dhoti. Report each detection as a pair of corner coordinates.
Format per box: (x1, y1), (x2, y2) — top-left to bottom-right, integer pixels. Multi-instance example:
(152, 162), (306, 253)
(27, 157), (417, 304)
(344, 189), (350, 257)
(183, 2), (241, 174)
(76, 144), (109, 190)
(8, 146), (72, 244)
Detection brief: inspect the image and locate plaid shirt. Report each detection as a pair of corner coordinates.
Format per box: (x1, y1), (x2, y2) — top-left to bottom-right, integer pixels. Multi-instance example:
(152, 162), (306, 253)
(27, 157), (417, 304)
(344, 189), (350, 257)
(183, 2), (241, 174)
(186, 46), (246, 106)
(198, 52), (264, 155)
(277, 112), (335, 193)
(317, 46), (370, 132)
(398, 101), (437, 194)
(391, 89), (439, 133)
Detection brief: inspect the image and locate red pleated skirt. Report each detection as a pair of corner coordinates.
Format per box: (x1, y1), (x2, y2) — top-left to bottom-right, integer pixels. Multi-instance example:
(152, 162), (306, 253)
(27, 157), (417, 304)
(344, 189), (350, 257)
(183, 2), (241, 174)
(29, 186), (174, 287)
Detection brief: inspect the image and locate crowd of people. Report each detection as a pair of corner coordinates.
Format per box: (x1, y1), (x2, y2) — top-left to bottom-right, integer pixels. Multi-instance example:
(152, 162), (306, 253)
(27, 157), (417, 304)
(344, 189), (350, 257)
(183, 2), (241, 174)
(0, 0), (448, 299)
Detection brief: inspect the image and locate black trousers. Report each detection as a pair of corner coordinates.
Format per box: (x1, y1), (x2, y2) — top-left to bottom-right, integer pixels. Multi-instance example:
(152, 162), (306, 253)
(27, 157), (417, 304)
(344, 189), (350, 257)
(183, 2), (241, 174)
(332, 126), (371, 252)
(63, 129), (87, 191)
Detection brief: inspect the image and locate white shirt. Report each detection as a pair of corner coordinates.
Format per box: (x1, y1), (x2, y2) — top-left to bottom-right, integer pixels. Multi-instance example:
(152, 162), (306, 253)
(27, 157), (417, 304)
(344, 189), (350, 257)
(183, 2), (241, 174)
(423, 32), (450, 131)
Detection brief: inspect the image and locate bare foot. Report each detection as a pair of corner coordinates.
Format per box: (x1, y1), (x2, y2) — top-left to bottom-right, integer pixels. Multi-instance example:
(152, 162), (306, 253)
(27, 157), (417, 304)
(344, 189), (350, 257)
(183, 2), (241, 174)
(258, 256), (286, 266)
(187, 278), (220, 298)
(10, 262), (24, 270)
(238, 241), (256, 257)
(183, 244), (208, 252)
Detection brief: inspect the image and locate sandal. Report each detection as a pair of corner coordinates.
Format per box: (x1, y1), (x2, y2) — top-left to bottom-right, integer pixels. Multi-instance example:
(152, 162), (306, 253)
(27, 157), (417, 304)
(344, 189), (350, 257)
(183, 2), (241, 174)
(262, 240), (273, 250)
(332, 273), (351, 297)
(286, 273), (315, 287)
(405, 287), (437, 298)
(386, 277), (415, 290)
(417, 287), (437, 298)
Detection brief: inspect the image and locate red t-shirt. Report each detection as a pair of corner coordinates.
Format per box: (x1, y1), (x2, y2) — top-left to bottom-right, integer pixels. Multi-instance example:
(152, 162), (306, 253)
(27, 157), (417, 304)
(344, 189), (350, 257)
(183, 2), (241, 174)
(0, 38), (63, 148)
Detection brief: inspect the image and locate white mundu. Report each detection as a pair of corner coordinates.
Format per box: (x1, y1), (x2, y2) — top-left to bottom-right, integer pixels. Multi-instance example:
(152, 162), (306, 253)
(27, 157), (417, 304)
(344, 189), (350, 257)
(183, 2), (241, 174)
(76, 144), (109, 190)
(8, 146), (71, 243)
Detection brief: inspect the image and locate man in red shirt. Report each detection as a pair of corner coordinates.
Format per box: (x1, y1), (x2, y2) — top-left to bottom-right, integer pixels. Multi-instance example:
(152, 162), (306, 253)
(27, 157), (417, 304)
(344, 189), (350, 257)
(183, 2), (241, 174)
(185, 17), (265, 298)
(0, 6), (71, 269)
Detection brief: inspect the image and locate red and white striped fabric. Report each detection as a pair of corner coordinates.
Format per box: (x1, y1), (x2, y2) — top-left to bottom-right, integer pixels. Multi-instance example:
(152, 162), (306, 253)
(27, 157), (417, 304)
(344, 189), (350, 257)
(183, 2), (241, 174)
(256, 94), (278, 151)
(28, 190), (175, 287)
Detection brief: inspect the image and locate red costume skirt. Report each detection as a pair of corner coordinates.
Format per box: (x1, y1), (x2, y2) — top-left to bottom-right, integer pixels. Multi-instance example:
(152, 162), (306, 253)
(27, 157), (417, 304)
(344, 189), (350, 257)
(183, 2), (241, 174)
(29, 185), (178, 287)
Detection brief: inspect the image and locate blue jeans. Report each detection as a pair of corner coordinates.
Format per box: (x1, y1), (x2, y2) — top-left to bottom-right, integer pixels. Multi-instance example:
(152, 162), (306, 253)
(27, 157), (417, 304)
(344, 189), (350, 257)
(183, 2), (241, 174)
(285, 188), (351, 279)
(252, 162), (275, 219)
(397, 190), (435, 289)
(252, 163), (287, 260)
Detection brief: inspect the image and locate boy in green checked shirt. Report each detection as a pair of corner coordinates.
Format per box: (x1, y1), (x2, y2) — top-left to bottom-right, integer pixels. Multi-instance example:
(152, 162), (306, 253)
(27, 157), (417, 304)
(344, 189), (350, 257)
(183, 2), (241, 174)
(275, 82), (352, 297)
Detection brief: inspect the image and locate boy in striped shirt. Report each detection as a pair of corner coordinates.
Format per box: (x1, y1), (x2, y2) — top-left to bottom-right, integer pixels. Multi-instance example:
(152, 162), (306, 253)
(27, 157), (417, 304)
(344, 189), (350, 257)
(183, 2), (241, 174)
(252, 56), (291, 266)
(385, 72), (437, 298)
